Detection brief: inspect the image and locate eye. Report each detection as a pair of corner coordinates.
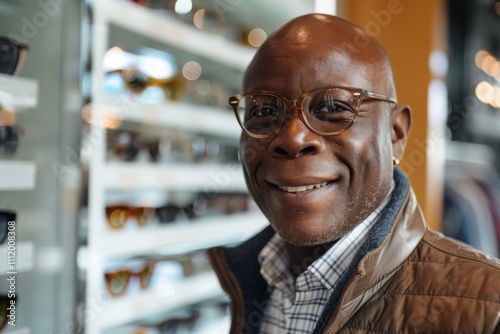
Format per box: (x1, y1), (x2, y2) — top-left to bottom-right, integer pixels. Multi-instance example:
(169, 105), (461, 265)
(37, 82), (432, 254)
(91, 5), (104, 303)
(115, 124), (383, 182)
(310, 100), (351, 114)
(245, 105), (280, 119)
(256, 106), (280, 116)
(317, 103), (346, 113)
(308, 94), (354, 123)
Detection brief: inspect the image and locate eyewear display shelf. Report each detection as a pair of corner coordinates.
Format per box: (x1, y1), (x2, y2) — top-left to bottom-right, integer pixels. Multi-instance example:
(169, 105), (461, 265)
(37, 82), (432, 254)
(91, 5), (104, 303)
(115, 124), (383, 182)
(0, 74), (38, 191)
(85, 1), (266, 333)
(0, 74), (37, 334)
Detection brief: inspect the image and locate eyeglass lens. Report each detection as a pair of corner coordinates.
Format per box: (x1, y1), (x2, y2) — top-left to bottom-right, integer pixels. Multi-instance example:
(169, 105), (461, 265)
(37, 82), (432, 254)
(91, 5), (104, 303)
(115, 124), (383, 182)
(0, 126), (22, 157)
(236, 88), (357, 136)
(0, 43), (18, 75)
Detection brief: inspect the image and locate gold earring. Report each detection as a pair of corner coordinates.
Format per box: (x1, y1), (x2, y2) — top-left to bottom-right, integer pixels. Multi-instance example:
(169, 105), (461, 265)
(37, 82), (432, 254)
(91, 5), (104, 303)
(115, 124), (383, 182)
(392, 157), (400, 167)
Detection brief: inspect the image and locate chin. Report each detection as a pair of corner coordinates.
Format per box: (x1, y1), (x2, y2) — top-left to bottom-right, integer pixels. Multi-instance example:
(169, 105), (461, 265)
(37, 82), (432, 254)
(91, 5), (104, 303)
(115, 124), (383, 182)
(272, 222), (344, 247)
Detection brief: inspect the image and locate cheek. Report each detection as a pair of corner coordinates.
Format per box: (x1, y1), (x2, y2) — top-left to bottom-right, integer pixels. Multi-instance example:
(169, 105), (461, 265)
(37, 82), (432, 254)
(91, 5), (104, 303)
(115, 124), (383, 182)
(239, 137), (271, 203)
(240, 137), (268, 173)
(340, 121), (393, 192)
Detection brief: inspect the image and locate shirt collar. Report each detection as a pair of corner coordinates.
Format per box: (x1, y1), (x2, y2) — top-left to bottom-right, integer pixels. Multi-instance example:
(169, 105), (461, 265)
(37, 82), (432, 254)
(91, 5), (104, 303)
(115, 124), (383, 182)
(259, 180), (395, 293)
(307, 180), (395, 289)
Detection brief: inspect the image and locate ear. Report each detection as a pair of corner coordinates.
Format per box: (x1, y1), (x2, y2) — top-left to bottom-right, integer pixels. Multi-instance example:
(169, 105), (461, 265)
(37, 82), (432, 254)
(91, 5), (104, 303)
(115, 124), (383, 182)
(390, 104), (412, 161)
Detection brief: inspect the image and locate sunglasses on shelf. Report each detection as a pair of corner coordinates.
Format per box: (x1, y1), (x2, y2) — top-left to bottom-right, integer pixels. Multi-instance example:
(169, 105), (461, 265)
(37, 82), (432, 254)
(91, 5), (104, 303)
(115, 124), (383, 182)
(105, 203), (196, 229)
(105, 68), (186, 102)
(107, 129), (239, 164)
(0, 125), (24, 157)
(105, 205), (155, 230)
(0, 211), (15, 245)
(0, 37), (29, 76)
(153, 300), (229, 332)
(107, 130), (160, 162)
(155, 203), (197, 223)
(104, 261), (156, 297)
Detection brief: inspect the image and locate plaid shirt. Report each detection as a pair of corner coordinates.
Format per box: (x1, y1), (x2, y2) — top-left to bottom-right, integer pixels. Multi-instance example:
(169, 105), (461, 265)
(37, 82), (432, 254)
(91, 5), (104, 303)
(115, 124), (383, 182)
(258, 182), (395, 333)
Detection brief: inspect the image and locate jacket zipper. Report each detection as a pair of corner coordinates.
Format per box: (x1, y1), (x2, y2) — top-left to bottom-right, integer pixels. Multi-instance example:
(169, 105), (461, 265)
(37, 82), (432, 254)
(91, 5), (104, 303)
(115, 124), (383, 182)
(323, 192), (411, 333)
(323, 275), (360, 333)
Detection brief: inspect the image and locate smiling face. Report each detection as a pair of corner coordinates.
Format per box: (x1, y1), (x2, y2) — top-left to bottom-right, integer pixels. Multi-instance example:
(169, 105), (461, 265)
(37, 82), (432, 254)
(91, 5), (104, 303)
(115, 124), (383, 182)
(240, 15), (408, 247)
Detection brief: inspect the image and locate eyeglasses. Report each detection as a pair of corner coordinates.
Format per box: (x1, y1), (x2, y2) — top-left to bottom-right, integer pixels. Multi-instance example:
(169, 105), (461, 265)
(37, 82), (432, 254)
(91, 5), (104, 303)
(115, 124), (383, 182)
(0, 211), (16, 245)
(0, 37), (29, 75)
(104, 261), (156, 297)
(0, 126), (24, 157)
(229, 86), (397, 139)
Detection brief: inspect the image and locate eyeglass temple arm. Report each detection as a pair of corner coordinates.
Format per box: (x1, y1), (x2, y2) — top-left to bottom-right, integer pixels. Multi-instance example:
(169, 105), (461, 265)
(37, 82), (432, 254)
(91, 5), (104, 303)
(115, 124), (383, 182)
(361, 90), (398, 105)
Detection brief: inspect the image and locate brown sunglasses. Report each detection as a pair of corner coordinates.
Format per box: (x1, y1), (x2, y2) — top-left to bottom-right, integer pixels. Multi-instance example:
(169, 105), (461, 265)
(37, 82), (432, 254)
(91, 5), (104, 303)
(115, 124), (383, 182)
(104, 261), (156, 297)
(105, 205), (155, 230)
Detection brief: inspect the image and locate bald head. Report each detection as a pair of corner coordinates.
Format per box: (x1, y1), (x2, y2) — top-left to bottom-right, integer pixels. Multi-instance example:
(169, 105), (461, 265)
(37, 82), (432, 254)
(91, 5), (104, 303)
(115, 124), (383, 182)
(237, 14), (412, 247)
(244, 14), (396, 99)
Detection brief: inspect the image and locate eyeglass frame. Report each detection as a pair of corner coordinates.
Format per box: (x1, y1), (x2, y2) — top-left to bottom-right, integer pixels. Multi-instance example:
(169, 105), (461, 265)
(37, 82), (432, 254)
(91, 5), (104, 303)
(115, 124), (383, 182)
(229, 85), (398, 139)
(104, 261), (157, 296)
(0, 36), (29, 76)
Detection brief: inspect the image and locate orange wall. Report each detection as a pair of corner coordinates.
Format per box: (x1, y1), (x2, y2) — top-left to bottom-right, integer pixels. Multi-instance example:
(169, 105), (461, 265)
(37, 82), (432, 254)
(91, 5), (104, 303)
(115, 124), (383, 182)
(338, 0), (446, 230)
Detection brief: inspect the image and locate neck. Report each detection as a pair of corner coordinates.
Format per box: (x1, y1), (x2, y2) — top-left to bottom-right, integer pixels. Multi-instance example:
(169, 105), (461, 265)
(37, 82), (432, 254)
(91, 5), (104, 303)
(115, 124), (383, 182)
(285, 241), (336, 277)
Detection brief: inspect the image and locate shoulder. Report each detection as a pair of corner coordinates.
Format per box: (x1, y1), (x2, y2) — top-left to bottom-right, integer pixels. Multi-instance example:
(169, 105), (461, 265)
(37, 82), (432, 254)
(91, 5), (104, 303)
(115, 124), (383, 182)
(384, 231), (500, 314)
(395, 229), (500, 301)
(417, 229), (500, 277)
(346, 230), (500, 333)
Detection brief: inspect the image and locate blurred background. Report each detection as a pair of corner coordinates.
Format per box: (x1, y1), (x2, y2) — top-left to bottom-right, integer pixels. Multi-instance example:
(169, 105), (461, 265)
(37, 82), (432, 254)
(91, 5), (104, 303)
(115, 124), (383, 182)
(0, 0), (499, 333)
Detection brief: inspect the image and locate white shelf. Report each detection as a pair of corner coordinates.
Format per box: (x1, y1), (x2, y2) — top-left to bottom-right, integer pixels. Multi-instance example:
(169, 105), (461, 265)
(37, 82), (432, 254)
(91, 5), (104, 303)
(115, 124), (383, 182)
(95, 211), (267, 259)
(100, 94), (240, 138)
(0, 161), (36, 191)
(102, 162), (246, 191)
(86, 1), (256, 332)
(98, 0), (255, 71)
(3, 327), (31, 334)
(98, 271), (223, 329)
(0, 74), (38, 110)
(0, 241), (35, 275)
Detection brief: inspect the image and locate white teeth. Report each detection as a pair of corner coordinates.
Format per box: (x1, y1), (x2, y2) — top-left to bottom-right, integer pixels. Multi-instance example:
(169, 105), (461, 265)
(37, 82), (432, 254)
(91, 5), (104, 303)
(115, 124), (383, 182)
(278, 182), (329, 193)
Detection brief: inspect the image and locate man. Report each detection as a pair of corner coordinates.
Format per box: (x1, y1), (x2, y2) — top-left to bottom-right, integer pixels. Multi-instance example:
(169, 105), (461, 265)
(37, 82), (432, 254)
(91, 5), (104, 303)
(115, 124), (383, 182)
(207, 14), (500, 333)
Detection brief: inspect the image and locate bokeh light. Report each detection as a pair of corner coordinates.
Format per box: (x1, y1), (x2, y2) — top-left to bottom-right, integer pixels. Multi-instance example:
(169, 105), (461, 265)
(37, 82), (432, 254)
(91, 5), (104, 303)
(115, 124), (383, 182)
(475, 81), (495, 104)
(193, 9), (205, 29)
(175, 0), (192, 14)
(247, 28), (267, 48)
(182, 61), (202, 80)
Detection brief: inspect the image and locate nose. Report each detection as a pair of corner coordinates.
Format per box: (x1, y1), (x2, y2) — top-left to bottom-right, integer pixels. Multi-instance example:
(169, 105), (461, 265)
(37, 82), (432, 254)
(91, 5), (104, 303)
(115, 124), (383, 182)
(269, 107), (324, 159)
